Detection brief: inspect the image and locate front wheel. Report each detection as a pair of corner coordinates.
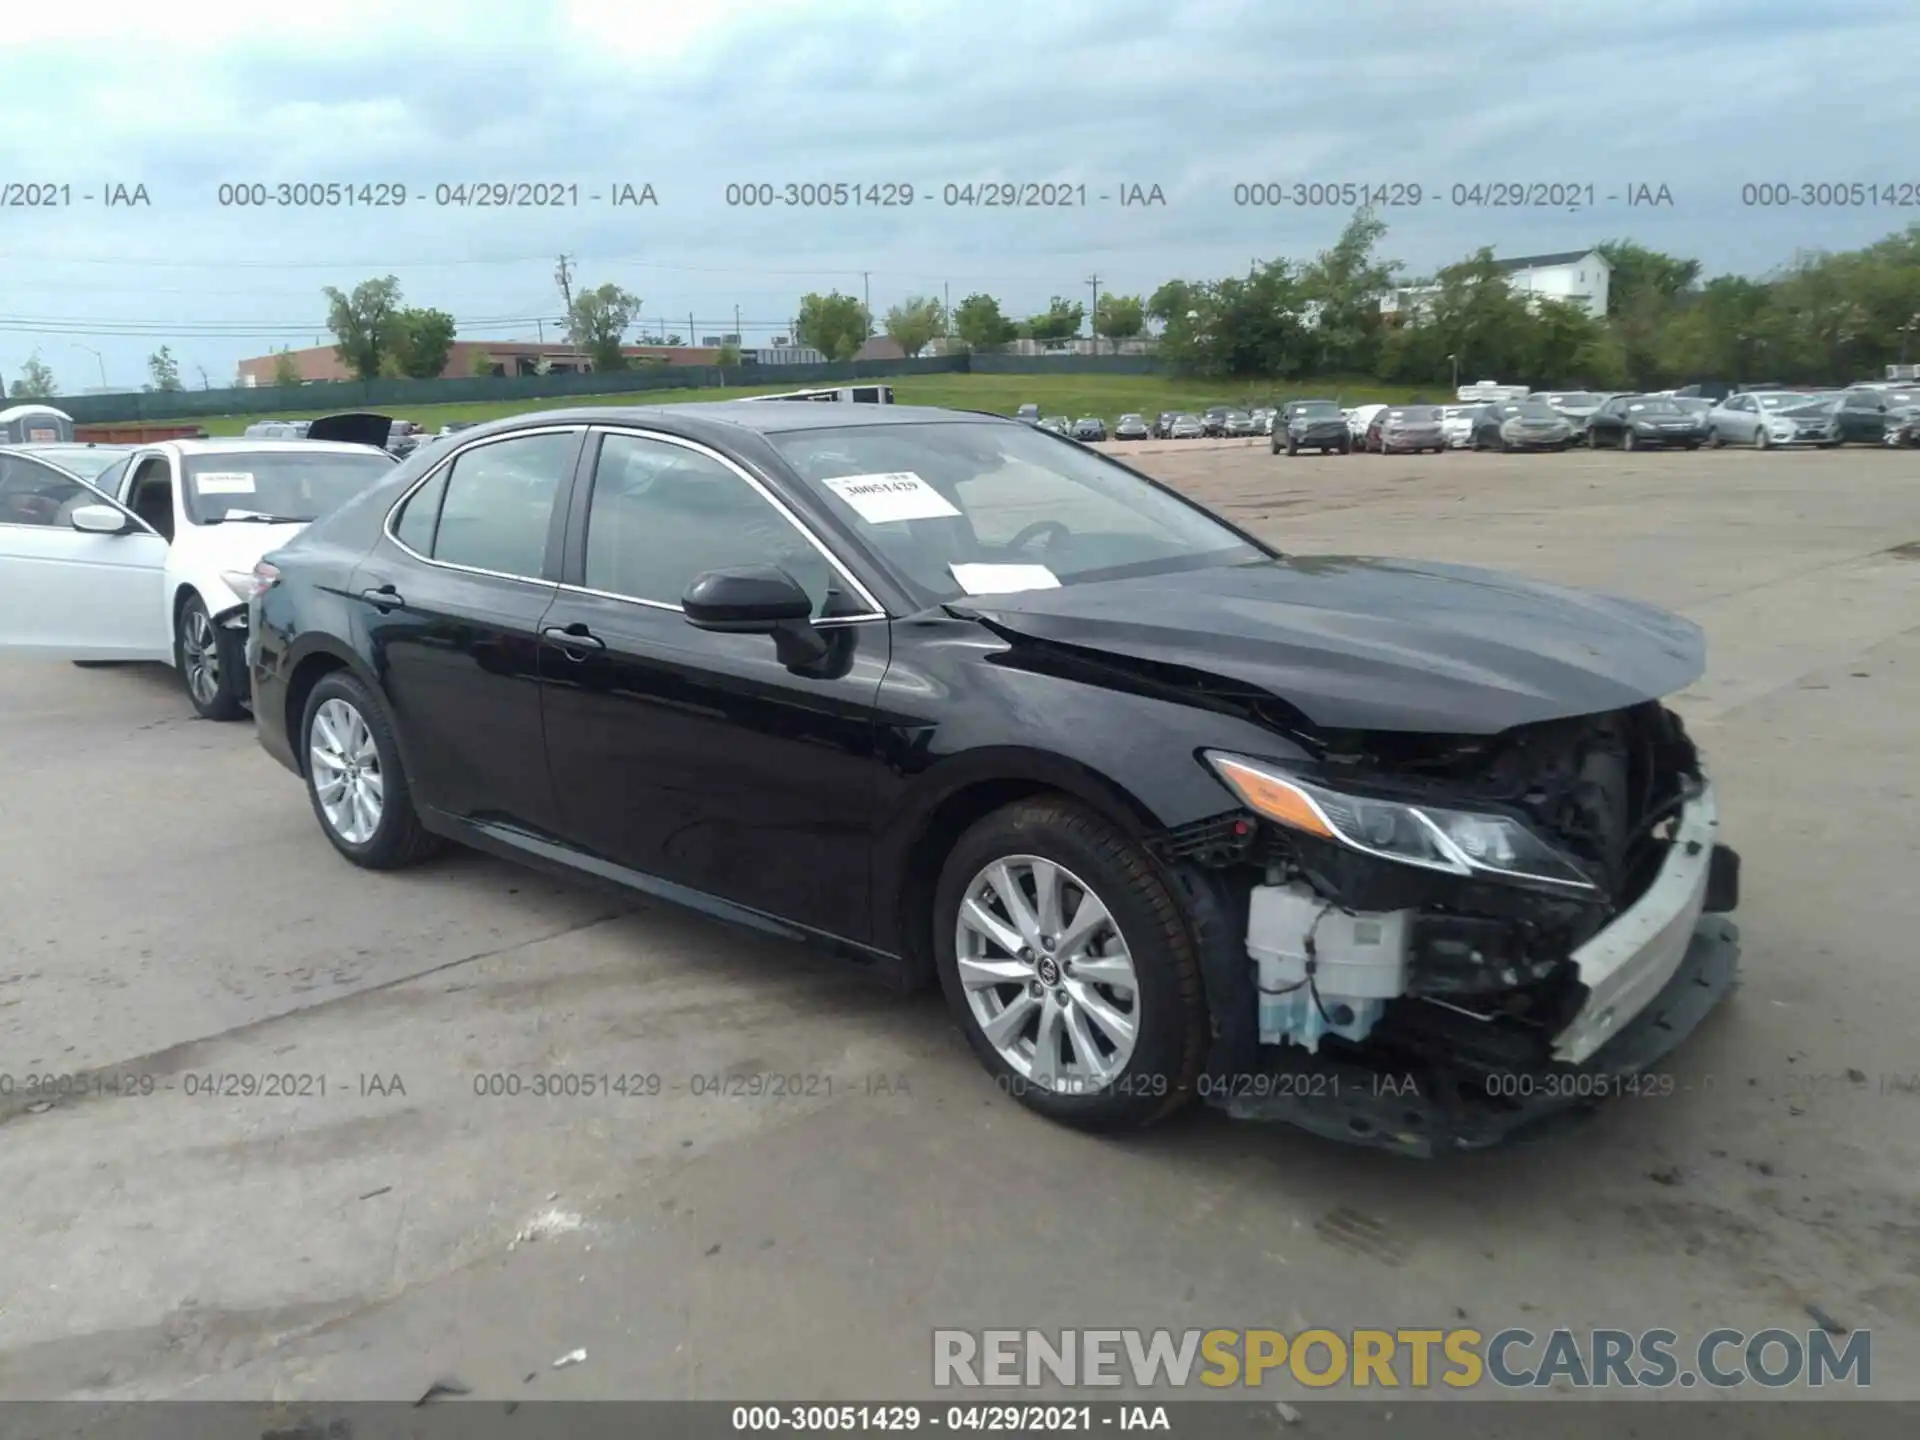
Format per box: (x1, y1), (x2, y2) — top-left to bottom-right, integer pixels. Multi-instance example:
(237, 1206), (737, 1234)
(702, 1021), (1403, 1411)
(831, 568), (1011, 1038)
(301, 672), (447, 869)
(933, 797), (1207, 1130)
(1756, 428), (1771, 450)
(1620, 429), (1636, 451)
(176, 593), (249, 722)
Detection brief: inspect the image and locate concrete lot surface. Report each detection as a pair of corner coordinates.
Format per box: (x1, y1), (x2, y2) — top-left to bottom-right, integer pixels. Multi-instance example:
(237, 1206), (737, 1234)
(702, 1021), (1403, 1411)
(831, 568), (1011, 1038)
(1, 445), (1917, 1409)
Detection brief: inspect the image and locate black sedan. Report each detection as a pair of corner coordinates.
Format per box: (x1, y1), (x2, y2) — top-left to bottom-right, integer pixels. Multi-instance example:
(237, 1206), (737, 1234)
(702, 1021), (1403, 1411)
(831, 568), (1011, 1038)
(246, 403), (1741, 1154)
(1070, 417), (1108, 442)
(1113, 414), (1151, 441)
(1150, 411), (1179, 439)
(1585, 395), (1706, 451)
(1273, 400), (1351, 455)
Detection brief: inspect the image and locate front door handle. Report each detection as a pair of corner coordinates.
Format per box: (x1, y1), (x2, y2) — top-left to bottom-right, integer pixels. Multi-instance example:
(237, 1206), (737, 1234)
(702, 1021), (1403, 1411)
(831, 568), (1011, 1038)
(542, 623), (605, 656)
(359, 585), (403, 611)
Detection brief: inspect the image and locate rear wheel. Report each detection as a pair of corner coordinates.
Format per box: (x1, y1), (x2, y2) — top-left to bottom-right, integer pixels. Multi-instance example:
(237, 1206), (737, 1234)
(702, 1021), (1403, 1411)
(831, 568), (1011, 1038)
(301, 671), (446, 870)
(176, 593), (248, 722)
(933, 798), (1206, 1130)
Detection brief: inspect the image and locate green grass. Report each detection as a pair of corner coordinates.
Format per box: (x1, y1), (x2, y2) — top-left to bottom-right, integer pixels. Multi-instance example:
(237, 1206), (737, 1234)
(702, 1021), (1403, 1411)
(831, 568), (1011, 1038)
(165, 373), (1433, 436)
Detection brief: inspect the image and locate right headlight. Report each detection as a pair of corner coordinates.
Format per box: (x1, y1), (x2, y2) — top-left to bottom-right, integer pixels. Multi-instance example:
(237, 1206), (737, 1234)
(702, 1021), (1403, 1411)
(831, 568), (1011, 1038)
(1204, 752), (1598, 890)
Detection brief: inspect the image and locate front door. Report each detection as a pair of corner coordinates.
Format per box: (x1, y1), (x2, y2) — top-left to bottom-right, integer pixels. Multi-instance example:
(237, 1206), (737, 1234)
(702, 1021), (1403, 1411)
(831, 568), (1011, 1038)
(0, 454), (169, 658)
(350, 427), (583, 834)
(537, 428), (890, 941)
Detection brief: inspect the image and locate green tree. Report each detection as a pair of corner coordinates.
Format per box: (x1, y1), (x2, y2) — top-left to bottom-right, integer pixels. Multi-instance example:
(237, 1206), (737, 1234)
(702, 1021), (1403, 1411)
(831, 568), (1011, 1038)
(565, 283), (642, 372)
(1093, 293), (1145, 348)
(270, 349), (303, 387)
(323, 275), (405, 381)
(1298, 209), (1400, 374)
(716, 341), (742, 367)
(796, 291), (870, 361)
(1146, 280), (1199, 326)
(1594, 240), (1701, 317)
(390, 307), (458, 379)
(952, 293), (1017, 352)
(468, 349), (498, 378)
(146, 345), (183, 391)
(12, 355), (58, 398)
(1026, 296), (1085, 344)
(883, 295), (946, 357)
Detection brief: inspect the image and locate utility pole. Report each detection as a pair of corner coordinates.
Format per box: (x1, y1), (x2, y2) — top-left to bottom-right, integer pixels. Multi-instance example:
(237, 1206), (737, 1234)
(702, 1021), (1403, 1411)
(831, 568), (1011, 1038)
(734, 304), (741, 343)
(689, 312), (695, 346)
(1087, 274), (1101, 355)
(861, 272), (872, 334)
(944, 281), (951, 341)
(553, 254), (576, 365)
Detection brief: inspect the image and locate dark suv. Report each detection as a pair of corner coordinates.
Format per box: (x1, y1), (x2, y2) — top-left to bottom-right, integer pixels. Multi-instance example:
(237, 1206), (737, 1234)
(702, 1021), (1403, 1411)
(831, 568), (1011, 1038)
(1274, 400), (1351, 455)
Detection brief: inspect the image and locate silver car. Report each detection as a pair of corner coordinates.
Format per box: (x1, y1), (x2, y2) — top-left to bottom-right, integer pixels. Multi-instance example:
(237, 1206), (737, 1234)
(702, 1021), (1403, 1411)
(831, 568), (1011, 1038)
(1705, 391), (1839, 449)
(1366, 404), (1446, 454)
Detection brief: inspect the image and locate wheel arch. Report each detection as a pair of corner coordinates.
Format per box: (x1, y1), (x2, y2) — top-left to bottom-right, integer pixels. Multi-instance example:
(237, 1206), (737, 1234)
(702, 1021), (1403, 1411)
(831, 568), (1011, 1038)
(879, 748), (1167, 993)
(278, 637), (388, 779)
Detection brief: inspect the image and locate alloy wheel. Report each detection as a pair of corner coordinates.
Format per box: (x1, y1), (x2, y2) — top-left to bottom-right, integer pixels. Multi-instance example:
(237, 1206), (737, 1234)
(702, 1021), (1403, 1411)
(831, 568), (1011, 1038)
(308, 697), (385, 845)
(181, 607), (221, 707)
(954, 854), (1140, 1092)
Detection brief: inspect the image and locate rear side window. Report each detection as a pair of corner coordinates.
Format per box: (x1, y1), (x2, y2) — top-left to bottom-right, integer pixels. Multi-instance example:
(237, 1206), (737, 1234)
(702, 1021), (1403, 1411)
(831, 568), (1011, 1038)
(428, 432), (575, 579)
(392, 467), (448, 554)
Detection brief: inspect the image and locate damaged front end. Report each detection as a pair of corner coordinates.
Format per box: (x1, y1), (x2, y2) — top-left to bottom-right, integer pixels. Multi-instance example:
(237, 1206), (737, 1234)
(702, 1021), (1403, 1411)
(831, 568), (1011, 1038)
(1158, 703), (1742, 1155)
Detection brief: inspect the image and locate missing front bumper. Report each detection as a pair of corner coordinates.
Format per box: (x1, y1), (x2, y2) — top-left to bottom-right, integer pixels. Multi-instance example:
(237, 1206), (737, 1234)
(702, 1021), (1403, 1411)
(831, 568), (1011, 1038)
(1205, 914), (1740, 1156)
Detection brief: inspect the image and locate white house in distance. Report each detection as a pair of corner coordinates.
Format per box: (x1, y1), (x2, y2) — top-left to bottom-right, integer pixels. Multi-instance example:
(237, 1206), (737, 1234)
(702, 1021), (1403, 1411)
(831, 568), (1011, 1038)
(1380, 248), (1613, 322)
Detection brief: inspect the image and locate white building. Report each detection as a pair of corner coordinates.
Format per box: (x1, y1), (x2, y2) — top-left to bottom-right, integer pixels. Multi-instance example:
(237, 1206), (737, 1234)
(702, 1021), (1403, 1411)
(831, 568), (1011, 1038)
(1382, 248), (1612, 322)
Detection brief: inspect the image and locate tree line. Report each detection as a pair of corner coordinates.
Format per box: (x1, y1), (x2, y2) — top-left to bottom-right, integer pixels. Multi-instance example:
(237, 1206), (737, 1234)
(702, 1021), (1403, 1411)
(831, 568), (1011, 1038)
(11, 218), (1917, 399)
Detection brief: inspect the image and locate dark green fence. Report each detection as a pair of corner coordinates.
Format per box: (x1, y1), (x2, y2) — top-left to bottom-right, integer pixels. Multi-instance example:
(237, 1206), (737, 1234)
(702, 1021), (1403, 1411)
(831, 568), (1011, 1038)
(54, 353), (980, 424)
(969, 353), (1162, 375)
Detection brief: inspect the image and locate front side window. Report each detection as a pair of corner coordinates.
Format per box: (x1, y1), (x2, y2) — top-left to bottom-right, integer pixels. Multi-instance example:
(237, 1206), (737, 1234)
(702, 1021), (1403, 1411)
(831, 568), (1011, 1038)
(582, 433), (841, 614)
(0, 455), (103, 528)
(769, 419), (1266, 605)
(430, 432), (575, 578)
(181, 449), (395, 526)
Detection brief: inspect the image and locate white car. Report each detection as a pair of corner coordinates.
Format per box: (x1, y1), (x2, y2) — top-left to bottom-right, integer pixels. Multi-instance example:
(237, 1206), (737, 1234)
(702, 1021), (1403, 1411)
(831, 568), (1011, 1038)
(1436, 405), (1482, 448)
(0, 438), (396, 719)
(1346, 403), (1387, 443)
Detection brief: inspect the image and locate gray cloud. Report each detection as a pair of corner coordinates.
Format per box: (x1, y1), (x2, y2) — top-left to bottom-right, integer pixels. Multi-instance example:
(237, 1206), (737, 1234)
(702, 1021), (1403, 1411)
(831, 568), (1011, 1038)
(0, 0), (1912, 385)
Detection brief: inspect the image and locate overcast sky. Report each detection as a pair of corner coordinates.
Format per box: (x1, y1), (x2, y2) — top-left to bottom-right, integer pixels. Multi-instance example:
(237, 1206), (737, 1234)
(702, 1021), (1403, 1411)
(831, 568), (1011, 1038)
(1, 0), (1912, 391)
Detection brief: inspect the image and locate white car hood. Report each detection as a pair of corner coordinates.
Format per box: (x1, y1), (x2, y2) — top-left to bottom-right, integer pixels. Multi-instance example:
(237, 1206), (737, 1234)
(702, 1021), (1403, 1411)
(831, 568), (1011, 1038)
(170, 519), (308, 614)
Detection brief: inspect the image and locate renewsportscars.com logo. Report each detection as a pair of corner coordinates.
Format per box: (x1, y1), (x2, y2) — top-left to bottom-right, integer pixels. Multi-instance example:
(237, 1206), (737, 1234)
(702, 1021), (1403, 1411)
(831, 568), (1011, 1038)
(932, 1327), (1871, 1391)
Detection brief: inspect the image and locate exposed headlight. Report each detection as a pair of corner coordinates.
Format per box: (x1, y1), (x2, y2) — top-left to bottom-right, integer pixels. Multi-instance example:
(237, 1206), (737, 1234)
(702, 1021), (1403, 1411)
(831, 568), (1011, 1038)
(1205, 752), (1598, 890)
(1769, 423), (1796, 439)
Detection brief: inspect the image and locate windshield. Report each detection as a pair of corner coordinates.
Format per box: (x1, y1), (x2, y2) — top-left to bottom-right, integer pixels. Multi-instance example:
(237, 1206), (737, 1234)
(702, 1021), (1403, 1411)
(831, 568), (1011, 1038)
(181, 449), (396, 525)
(21, 446), (130, 481)
(1547, 392), (1598, 406)
(1626, 399), (1681, 415)
(768, 420), (1267, 604)
(1515, 402), (1561, 420)
(1294, 402), (1341, 418)
(1385, 406), (1434, 422)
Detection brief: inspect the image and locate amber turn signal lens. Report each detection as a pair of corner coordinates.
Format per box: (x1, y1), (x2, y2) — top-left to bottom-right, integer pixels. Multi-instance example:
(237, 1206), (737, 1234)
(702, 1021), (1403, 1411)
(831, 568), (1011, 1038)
(1210, 757), (1335, 839)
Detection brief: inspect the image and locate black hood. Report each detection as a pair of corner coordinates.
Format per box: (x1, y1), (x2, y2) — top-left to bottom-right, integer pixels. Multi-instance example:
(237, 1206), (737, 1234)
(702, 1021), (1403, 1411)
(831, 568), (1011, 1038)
(947, 557), (1704, 735)
(306, 411), (395, 448)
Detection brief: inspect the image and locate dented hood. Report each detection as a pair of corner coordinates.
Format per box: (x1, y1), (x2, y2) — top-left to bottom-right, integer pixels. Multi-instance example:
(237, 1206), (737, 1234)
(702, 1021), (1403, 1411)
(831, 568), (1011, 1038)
(947, 557), (1705, 734)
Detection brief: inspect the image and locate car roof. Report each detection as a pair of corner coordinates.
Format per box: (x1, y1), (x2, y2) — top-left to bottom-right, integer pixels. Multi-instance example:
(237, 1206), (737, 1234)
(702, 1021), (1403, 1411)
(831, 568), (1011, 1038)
(148, 437), (428, 456)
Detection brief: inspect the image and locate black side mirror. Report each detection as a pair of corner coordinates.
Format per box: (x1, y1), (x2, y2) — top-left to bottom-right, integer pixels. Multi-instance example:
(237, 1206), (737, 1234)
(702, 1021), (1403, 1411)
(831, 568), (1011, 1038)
(683, 565), (812, 632)
(683, 565), (830, 670)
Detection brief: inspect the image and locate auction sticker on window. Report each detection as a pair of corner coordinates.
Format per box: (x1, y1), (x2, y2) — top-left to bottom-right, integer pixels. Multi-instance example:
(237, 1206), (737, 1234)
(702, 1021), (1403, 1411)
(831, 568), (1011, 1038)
(950, 563), (1061, 595)
(821, 471), (960, 524)
(194, 472), (256, 494)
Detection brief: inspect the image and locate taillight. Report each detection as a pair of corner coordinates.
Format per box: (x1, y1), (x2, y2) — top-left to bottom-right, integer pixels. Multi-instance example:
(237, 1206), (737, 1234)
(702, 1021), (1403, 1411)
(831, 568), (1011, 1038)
(244, 561), (281, 599)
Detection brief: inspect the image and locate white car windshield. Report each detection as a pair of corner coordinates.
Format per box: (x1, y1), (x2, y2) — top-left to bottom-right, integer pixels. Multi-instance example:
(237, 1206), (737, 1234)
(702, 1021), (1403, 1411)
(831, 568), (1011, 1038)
(181, 449), (396, 525)
(20, 446), (130, 481)
(769, 420), (1266, 603)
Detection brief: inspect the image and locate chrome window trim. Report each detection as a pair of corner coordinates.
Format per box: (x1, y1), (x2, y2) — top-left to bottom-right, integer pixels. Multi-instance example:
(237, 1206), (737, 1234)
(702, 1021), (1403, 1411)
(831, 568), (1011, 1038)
(381, 424), (585, 587)
(572, 425), (888, 623)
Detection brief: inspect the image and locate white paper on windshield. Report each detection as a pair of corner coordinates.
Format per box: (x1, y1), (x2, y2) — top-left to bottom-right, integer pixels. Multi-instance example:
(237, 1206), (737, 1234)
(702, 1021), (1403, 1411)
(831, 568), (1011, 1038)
(821, 471), (960, 524)
(949, 563), (1062, 596)
(195, 471), (257, 494)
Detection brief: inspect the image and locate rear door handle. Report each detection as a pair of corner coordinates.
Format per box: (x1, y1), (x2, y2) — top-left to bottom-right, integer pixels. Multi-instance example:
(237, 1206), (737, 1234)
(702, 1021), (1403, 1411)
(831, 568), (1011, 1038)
(359, 585), (403, 611)
(542, 623), (605, 656)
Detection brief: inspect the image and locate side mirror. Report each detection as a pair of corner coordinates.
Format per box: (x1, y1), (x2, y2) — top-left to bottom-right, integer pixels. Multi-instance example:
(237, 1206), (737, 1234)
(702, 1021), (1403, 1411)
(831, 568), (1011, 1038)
(683, 565), (813, 633)
(71, 504), (132, 535)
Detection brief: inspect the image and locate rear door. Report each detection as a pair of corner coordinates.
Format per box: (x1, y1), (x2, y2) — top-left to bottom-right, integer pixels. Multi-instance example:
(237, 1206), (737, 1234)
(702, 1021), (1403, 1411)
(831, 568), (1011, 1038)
(349, 425), (585, 833)
(0, 453), (170, 658)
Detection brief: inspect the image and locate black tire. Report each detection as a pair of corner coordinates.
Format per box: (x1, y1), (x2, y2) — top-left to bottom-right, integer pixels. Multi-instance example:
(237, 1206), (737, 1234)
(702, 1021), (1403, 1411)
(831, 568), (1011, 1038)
(1707, 427), (1724, 448)
(299, 671), (446, 870)
(932, 796), (1207, 1131)
(1621, 429), (1636, 451)
(1685, 441), (1701, 451)
(1286, 440), (1298, 456)
(175, 592), (249, 722)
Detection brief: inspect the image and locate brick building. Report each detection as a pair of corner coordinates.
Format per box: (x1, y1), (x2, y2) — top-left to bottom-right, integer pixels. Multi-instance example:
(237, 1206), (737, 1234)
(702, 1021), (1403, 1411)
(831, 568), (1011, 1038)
(237, 340), (723, 386)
